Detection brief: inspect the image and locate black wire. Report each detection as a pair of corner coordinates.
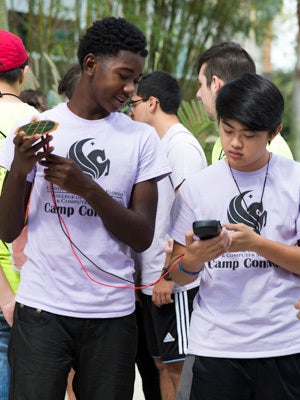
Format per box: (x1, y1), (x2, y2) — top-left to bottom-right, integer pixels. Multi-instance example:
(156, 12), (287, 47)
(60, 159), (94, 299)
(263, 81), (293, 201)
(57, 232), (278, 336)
(1, 240), (9, 251)
(50, 183), (183, 286)
(50, 183), (136, 284)
(218, 148), (225, 160)
(0, 92), (21, 101)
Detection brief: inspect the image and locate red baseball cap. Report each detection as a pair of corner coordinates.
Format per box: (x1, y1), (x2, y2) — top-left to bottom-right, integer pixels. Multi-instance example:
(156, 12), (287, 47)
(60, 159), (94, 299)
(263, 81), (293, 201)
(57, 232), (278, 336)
(0, 30), (30, 72)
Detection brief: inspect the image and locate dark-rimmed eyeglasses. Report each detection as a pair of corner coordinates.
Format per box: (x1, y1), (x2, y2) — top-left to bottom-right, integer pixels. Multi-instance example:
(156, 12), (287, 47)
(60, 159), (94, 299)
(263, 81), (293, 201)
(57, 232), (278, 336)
(128, 97), (148, 109)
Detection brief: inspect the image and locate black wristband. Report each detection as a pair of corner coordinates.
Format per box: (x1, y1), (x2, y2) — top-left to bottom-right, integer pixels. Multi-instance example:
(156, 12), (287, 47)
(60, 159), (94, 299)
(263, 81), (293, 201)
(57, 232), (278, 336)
(161, 266), (172, 281)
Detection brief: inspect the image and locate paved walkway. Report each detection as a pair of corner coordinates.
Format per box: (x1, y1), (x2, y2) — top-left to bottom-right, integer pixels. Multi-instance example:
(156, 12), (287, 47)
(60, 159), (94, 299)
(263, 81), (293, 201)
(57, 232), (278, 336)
(133, 367), (144, 399)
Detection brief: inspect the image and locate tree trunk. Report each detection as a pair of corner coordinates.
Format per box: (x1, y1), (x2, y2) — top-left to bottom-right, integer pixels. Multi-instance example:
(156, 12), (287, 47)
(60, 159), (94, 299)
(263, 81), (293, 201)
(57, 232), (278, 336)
(0, 0), (9, 30)
(262, 22), (273, 78)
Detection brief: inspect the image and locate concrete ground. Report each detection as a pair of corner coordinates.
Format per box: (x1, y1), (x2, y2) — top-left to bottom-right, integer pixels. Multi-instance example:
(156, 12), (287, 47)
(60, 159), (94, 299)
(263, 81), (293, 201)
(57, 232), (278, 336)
(133, 367), (144, 399)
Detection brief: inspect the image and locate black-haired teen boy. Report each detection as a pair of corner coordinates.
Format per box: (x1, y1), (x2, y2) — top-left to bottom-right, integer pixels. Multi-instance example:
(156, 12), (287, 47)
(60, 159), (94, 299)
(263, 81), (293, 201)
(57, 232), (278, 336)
(0, 17), (170, 400)
(130, 70), (207, 399)
(169, 73), (300, 399)
(177, 42), (294, 400)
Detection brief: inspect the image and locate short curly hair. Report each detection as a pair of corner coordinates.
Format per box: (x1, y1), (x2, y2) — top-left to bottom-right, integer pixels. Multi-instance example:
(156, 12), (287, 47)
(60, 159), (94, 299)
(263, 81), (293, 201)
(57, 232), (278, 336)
(77, 17), (148, 66)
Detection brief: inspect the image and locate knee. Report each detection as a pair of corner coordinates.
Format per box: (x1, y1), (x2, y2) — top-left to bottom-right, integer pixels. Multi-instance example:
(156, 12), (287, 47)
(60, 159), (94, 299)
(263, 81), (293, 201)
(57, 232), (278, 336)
(166, 361), (184, 382)
(154, 358), (168, 374)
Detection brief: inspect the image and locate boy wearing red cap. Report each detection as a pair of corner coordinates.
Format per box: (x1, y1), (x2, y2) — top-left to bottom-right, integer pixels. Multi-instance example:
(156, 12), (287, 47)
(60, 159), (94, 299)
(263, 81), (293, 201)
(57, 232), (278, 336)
(0, 30), (31, 73)
(0, 30), (37, 400)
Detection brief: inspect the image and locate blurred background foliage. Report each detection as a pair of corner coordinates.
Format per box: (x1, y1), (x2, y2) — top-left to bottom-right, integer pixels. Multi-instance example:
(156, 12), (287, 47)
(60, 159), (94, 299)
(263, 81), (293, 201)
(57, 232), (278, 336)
(1, 0), (298, 162)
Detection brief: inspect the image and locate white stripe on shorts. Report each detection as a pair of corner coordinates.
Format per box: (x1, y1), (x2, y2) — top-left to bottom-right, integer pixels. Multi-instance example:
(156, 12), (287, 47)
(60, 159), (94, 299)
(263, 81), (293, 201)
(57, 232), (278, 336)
(174, 291), (190, 355)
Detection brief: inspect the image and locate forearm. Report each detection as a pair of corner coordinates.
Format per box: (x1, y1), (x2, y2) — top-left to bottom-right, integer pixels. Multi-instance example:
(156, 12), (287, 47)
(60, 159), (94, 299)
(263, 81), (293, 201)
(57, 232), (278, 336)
(225, 222), (300, 275)
(170, 255), (201, 286)
(41, 153), (159, 251)
(169, 242), (203, 286)
(0, 268), (14, 308)
(0, 170), (30, 242)
(170, 230), (231, 285)
(251, 235), (300, 275)
(83, 179), (158, 252)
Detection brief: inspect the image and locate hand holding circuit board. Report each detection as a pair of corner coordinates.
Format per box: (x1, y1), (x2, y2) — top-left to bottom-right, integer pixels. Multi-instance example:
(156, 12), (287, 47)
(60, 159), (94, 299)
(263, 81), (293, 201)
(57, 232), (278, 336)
(13, 119), (58, 175)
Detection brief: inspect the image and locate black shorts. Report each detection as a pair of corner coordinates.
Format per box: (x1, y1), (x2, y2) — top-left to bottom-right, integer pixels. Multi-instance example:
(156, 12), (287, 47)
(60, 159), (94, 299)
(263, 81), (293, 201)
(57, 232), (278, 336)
(141, 287), (198, 363)
(9, 303), (137, 400)
(190, 354), (300, 400)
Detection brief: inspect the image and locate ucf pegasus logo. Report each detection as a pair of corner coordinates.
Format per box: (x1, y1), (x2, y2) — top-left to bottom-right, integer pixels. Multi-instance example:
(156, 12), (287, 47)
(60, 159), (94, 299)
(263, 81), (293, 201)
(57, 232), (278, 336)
(227, 190), (267, 234)
(67, 138), (110, 179)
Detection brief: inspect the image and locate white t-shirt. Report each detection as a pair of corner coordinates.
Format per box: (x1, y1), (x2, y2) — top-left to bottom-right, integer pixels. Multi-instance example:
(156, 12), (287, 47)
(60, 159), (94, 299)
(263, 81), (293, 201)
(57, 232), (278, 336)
(139, 123), (207, 295)
(0, 102), (38, 304)
(0, 102), (171, 318)
(170, 154), (300, 358)
(0, 102), (38, 186)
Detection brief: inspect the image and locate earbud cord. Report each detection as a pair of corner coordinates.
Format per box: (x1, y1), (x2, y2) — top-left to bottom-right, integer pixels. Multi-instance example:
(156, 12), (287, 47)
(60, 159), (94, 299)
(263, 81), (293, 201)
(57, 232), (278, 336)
(49, 182), (183, 289)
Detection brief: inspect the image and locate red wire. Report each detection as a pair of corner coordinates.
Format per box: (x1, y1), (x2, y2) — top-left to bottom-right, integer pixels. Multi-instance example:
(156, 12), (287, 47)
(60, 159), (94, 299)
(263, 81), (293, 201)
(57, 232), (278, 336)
(49, 184), (183, 290)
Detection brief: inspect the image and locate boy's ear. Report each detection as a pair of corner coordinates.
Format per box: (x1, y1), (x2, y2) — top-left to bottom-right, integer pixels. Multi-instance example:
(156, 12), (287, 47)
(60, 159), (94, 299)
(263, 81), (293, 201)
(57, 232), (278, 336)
(149, 95), (159, 109)
(83, 53), (97, 75)
(270, 123), (282, 141)
(19, 65), (29, 85)
(211, 75), (224, 95)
